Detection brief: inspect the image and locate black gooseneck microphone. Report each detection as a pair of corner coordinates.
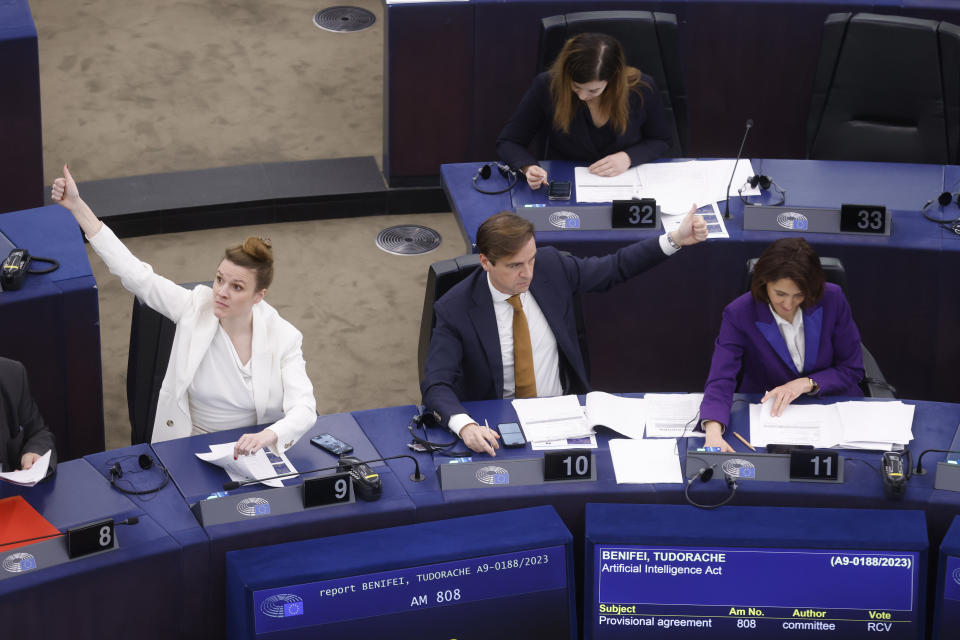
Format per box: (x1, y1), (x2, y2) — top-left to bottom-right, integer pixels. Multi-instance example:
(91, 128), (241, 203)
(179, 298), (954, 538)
(0, 517), (139, 550)
(724, 118), (754, 219)
(222, 454), (425, 491)
(913, 449), (960, 475)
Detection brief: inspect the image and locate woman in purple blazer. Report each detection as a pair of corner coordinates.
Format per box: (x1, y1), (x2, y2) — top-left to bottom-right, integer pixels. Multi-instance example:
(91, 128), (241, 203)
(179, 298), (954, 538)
(700, 238), (864, 451)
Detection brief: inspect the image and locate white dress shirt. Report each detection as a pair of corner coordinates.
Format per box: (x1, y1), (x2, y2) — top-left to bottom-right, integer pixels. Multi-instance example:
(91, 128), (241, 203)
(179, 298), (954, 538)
(770, 305), (805, 373)
(188, 326), (259, 432)
(451, 234), (679, 436)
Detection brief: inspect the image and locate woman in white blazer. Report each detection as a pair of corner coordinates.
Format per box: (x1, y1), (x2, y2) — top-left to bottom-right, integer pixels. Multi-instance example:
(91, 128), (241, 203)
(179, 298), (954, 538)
(51, 165), (317, 457)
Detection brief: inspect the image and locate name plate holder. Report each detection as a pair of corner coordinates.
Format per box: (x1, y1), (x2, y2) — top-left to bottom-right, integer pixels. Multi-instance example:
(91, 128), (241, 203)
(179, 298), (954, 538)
(192, 478), (355, 527)
(0, 532), (121, 582)
(743, 205), (891, 236)
(439, 455), (596, 490)
(685, 451), (845, 483)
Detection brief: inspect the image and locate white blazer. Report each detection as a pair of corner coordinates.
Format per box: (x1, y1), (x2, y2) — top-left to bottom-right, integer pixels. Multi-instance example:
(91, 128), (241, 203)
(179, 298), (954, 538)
(88, 225), (317, 449)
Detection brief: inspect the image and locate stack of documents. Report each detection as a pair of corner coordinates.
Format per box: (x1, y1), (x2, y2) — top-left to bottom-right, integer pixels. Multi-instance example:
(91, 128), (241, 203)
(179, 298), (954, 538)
(510, 392), (690, 483)
(0, 450), (52, 487)
(748, 399), (915, 450)
(196, 443), (298, 488)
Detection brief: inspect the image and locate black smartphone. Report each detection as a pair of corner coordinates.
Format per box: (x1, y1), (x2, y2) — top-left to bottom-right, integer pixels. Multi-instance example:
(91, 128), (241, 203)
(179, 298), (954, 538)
(310, 433), (354, 456)
(547, 181), (572, 200)
(497, 422), (527, 448)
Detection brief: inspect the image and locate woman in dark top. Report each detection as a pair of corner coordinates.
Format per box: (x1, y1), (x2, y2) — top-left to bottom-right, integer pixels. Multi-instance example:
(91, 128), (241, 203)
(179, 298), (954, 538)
(497, 32), (673, 190)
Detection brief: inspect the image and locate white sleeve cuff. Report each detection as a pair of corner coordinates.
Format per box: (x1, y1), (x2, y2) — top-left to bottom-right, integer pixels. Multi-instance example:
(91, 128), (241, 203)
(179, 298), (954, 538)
(659, 233), (680, 256)
(448, 413), (478, 437)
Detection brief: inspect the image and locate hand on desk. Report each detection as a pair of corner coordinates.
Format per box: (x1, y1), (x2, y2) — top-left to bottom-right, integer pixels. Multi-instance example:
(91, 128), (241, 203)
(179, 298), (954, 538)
(588, 151), (631, 178)
(524, 165), (548, 190)
(234, 428), (277, 458)
(762, 377), (814, 417)
(703, 421), (735, 453)
(20, 452), (41, 470)
(671, 205), (709, 246)
(461, 423), (500, 456)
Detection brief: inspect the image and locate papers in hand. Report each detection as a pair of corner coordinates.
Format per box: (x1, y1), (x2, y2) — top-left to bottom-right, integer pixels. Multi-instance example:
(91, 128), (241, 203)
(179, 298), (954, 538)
(196, 443), (298, 488)
(748, 399), (915, 450)
(0, 450), (52, 487)
(608, 438), (683, 484)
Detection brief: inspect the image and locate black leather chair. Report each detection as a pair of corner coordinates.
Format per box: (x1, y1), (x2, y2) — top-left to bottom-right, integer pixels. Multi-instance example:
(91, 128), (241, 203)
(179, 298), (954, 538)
(417, 254), (588, 385)
(807, 12), (960, 164)
(538, 11), (688, 157)
(744, 257), (894, 399)
(127, 283), (207, 444)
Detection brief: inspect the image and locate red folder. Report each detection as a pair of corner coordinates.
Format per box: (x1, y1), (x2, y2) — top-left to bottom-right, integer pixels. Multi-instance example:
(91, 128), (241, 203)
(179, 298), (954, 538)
(0, 495), (60, 552)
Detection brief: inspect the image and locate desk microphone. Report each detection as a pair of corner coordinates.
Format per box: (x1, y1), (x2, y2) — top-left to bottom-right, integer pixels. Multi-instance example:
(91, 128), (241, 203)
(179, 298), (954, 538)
(0, 517), (138, 549)
(724, 118), (753, 219)
(0, 531), (63, 548)
(222, 454), (425, 491)
(913, 448), (960, 475)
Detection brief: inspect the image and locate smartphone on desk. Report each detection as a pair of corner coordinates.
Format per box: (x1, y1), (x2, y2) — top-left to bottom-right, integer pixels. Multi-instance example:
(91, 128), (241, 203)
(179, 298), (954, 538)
(310, 433), (354, 456)
(497, 422), (527, 448)
(547, 181), (571, 200)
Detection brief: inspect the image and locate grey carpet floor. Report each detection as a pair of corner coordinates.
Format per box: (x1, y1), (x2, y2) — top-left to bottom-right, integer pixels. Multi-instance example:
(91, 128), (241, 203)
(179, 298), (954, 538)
(31, 1), (464, 449)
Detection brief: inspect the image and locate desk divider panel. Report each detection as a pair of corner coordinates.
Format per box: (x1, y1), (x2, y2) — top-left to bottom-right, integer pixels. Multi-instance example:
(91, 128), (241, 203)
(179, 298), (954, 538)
(584, 503), (927, 640)
(933, 515), (960, 639)
(226, 505), (576, 639)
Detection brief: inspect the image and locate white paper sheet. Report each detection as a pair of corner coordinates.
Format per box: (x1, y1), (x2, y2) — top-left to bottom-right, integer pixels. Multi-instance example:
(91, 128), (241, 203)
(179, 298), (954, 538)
(530, 435), (598, 450)
(574, 166), (641, 202)
(195, 443), (297, 488)
(643, 393), (704, 438)
(583, 391), (646, 439)
(835, 401), (915, 444)
(748, 400), (840, 448)
(0, 450), (51, 486)
(608, 438), (683, 483)
(511, 395), (593, 442)
(634, 160), (759, 215)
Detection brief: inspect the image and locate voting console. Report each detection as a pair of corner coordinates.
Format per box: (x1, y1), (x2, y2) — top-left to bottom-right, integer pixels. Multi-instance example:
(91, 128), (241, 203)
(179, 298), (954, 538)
(225, 505), (576, 639)
(585, 504), (927, 639)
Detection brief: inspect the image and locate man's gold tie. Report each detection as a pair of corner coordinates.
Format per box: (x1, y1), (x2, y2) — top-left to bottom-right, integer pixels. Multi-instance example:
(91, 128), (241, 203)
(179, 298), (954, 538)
(507, 294), (537, 398)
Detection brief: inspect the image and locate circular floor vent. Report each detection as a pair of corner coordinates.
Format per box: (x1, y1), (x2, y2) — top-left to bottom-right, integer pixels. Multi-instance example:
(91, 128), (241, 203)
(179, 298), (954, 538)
(375, 225), (442, 256)
(314, 7), (376, 32)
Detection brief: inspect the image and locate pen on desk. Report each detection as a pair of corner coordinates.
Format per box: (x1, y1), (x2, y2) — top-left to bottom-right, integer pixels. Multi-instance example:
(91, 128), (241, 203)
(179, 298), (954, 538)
(732, 431), (756, 451)
(484, 418), (490, 431)
(522, 204), (546, 207)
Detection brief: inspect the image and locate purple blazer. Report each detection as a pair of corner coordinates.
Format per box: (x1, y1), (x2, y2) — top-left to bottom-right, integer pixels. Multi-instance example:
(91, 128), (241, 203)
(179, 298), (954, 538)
(699, 283), (864, 428)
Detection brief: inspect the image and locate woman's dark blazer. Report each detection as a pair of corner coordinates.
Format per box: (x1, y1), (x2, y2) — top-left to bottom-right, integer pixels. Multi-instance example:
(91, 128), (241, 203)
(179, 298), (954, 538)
(496, 71), (673, 170)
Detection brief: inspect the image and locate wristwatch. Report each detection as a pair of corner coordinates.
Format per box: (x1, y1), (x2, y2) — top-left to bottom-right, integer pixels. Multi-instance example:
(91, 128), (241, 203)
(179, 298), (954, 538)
(808, 377), (820, 394)
(666, 232), (681, 251)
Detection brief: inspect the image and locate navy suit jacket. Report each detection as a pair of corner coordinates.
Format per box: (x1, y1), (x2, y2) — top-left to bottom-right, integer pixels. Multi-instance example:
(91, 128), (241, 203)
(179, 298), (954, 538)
(0, 357), (57, 473)
(496, 72), (673, 170)
(699, 284), (865, 428)
(421, 239), (669, 426)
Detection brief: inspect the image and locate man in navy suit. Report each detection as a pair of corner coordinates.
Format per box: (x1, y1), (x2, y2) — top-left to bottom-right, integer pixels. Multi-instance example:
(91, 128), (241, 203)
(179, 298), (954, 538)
(421, 208), (707, 455)
(0, 357), (56, 473)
